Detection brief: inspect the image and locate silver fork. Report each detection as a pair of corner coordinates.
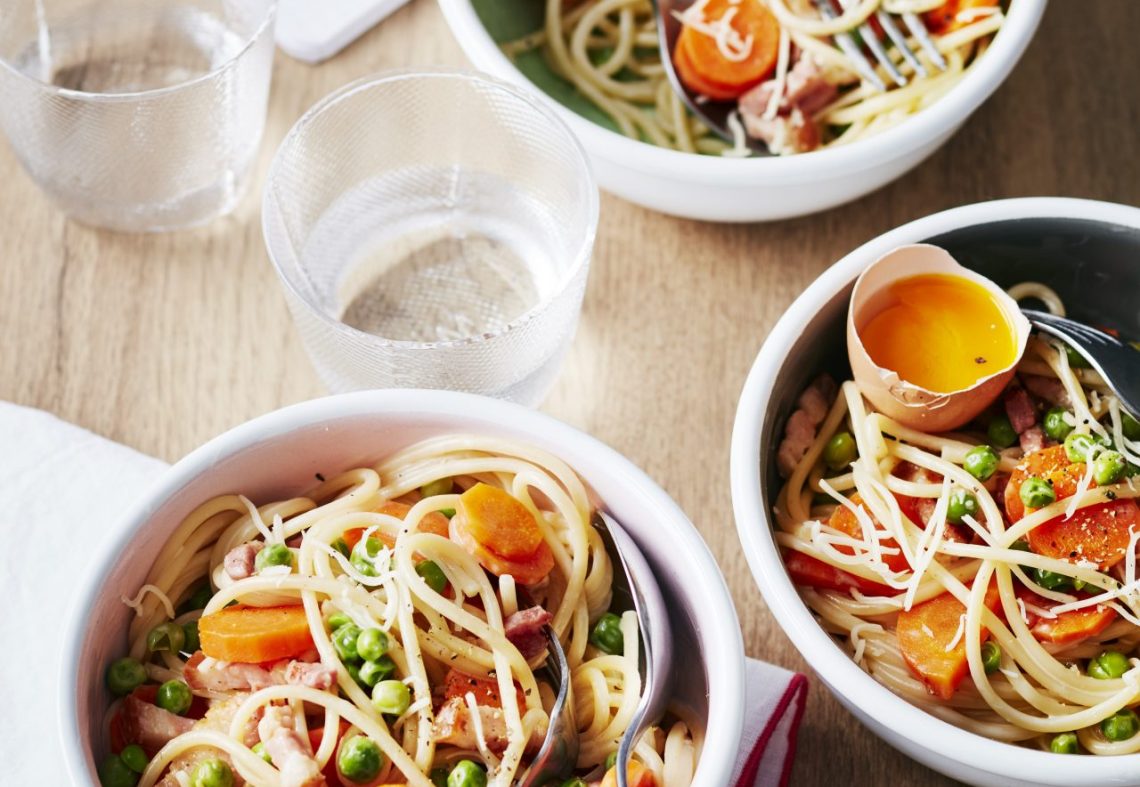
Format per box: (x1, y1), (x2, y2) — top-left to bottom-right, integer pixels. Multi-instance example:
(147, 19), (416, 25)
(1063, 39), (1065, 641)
(518, 625), (579, 785)
(811, 0), (947, 91)
(1023, 309), (1140, 419)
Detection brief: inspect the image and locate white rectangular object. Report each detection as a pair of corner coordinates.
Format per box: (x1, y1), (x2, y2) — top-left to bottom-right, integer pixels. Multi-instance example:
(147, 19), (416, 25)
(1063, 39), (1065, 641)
(276, 0), (411, 63)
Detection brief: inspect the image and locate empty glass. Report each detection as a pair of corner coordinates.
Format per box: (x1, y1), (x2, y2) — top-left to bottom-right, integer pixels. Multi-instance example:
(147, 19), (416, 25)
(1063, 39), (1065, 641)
(0, 0), (276, 231)
(262, 69), (598, 406)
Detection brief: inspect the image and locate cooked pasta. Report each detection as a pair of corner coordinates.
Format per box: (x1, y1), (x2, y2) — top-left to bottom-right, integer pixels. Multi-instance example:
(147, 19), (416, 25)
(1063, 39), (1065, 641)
(506, 0), (1004, 155)
(98, 435), (698, 786)
(773, 282), (1140, 753)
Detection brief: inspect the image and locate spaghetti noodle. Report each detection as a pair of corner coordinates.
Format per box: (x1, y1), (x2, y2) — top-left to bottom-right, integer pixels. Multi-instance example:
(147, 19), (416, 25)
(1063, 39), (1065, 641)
(507, 0), (1005, 155)
(774, 284), (1140, 753)
(98, 435), (698, 786)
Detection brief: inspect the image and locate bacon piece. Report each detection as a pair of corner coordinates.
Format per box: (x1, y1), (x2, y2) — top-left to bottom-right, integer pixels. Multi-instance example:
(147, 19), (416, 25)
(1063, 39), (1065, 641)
(503, 606), (553, 660)
(1004, 386), (1037, 434)
(184, 651), (276, 692)
(432, 696), (512, 754)
(284, 661), (337, 691)
(1022, 374), (1071, 408)
(259, 705), (325, 787)
(119, 693), (195, 756)
(1019, 425), (1046, 454)
(156, 696), (259, 786)
(776, 374), (838, 477)
(224, 542), (262, 580)
(740, 54), (837, 118)
(743, 108), (820, 155)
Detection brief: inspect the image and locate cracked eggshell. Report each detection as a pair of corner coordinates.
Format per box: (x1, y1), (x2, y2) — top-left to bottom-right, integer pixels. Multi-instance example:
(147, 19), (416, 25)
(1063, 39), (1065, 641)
(846, 244), (1031, 433)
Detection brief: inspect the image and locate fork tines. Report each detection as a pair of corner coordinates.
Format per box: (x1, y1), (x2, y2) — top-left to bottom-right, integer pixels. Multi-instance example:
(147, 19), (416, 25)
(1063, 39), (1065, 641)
(811, 0), (948, 91)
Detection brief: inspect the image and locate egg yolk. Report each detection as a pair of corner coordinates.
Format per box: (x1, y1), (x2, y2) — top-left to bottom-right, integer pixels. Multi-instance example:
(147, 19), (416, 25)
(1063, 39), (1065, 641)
(859, 273), (1017, 394)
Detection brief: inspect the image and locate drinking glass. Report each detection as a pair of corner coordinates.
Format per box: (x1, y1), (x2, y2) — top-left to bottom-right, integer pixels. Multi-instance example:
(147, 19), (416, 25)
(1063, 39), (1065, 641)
(0, 0), (276, 231)
(262, 69), (598, 406)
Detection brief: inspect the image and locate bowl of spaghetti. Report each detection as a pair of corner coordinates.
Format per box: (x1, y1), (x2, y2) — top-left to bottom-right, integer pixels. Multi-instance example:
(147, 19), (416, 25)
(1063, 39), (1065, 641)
(731, 197), (1140, 785)
(61, 390), (744, 786)
(437, 0), (1044, 222)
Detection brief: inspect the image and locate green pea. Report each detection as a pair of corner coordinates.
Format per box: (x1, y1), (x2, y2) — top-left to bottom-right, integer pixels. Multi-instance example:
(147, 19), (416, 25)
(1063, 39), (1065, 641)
(252, 741), (272, 763)
(1020, 477), (1056, 509)
(189, 758), (233, 787)
(155, 680), (192, 716)
(1032, 568), (1072, 592)
(98, 754), (138, 787)
(182, 621), (200, 653)
(255, 543), (293, 573)
(331, 537), (351, 559)
(963, 445), (1000, 482)
(1010, 539), (1032, 552)
(350, 537), (385, 577)
(359, 656), (396, 687)
(431, 768), (450, 787)
(946, 489), (979, 524)
(447, 760), (487, 787)
(439, 508), (457, 519)
(561, 780), (588, 787)
(372, 679), (412, 715)
(178, 584), (213, 614)
(604, 751), (618, 770)
(344, 661), (364, 687)
(1089, 650), (1131, 680)
(119, 744), (148, 774)
(416, 560), (448, 594)
(987, 415), (1018, 449)
(358, 628), (389, 662)
(1043, 408), (1074, 441)
(105, 657), (147, 696)
(1049, 731), (1079, 754)
(589, 612), (624, 656)
(1101, 708), (1139, 741)
(1065, 432), (1104, 463)
(327, 611), (353, 632)
(980, 641), (1001, 674)
(823, 432), (858, 471)
(338, 735), (384, 784)
(1095, 451), (1127, 486)
(1064, 344), (1090, 369)
(333, 624), (363, 662)
(1122, 412), (1140, 441)
(421, 478), (454, 498)
(147, 622), (185, 653)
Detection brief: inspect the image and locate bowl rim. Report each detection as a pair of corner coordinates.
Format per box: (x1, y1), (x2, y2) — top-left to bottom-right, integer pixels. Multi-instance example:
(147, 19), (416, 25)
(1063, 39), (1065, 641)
(730, 196), (1140, 782)
(437, 0), (1046, 186)
(59, 389), (745, 786)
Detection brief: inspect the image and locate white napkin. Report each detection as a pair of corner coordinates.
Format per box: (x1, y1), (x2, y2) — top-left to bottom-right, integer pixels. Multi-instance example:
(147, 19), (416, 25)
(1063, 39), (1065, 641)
(0, 402), (806, 786)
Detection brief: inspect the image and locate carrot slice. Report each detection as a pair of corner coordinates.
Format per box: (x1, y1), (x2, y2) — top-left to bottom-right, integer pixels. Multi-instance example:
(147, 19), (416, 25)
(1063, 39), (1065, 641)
(601, 760), (656, 787)
(782, 550), (894, 596)
(673, 0), (780, 100)
(1004, 446), (1087, 522)
(458, 483), (543, 559)
(198, 605), (315, 664)
(923, 0), (999, 34)
(343, 501), (450, 552)
(897, 585), (1000, 700)
(1016, 586), (1117, 646)
(1028, 499), (1139, 571)
(452, 515), (555, 586)
(1005, 445), (1136, 569)
(828, 493), (910, 573)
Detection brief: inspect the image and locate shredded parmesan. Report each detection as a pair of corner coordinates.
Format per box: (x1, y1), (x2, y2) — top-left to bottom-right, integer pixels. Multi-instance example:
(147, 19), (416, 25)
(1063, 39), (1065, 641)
(763, 29), (791, 120)
(1016, 598), (1029, 624)
(464, 691), (501, 768)
(675, 0), (755, 62)
(722, 111), (752, 158)
(944, 613), (967, 652)
(239, 495), (274, 542)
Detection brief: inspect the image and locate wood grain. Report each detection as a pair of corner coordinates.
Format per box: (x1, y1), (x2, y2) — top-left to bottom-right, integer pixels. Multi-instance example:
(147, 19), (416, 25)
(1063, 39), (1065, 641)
(2, 1), (1138, 784)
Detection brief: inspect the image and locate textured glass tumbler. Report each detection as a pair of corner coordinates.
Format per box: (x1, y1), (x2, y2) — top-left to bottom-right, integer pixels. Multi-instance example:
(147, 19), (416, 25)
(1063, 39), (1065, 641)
(263, 70), (598, 406)
(0, 0), (276, 231)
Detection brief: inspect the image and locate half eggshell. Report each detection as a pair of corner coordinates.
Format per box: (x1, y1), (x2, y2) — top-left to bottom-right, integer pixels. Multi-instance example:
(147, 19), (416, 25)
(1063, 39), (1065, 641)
(846, 244), (1031, 433)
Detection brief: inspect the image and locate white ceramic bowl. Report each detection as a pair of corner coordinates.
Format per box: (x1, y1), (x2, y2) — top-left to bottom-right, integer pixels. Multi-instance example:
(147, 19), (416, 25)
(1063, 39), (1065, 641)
(437, 0), (1045, 222)
(731, 197), (1140, 785)
(60, 390), (745, 785)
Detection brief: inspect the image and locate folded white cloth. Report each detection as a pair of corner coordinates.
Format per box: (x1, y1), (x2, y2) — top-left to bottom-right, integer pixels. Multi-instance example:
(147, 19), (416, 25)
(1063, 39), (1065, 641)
(0, 402), (807, 786)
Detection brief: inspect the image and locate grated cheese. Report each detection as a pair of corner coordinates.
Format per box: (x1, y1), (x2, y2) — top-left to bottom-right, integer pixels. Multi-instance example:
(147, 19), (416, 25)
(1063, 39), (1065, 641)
(763, 29), (792, 120)
(921, 623), (934, 638)
(722, 111), (752, 158)
(464, 691), (501, 768)
(944, 613), (967, 652)
(239, 495), (274, 542)
(1064, 442), (1100, 521)
(1016, 598), (1029, 624)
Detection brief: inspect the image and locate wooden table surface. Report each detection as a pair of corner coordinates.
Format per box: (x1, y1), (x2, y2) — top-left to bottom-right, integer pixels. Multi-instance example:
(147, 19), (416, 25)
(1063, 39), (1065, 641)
(3, 1), (1139, 784)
